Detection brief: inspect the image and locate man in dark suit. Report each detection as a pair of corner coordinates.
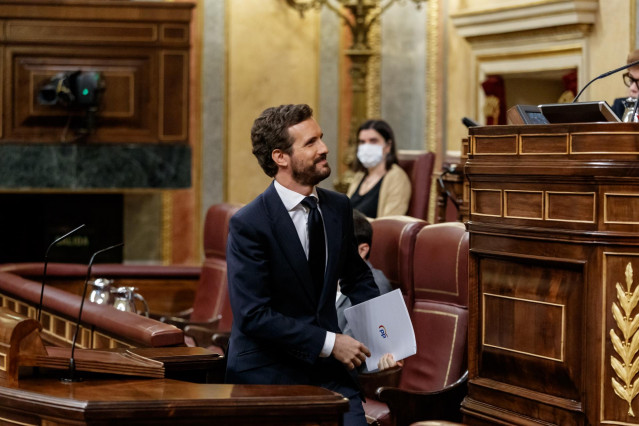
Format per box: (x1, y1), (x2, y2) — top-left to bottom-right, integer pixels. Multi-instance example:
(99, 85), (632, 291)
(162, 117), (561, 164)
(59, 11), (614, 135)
(226, 104), (380, 425)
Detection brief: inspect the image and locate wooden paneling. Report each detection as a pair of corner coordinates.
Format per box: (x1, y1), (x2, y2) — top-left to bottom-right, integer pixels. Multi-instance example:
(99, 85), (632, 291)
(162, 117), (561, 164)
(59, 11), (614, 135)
(471, 189), (502, 216)
(546, 192), (595, 223)
(463, 123), (639, 425)
(520, 133), (568, 155)
(504, 190), (543, 219)
(159, 51), (187, 141)
(0, 1), (192, 144)
(0, 378), (348, 425)
(473, 134), (518, 155)
(6, 20), (158, 43)
(10, 51), (156, 142)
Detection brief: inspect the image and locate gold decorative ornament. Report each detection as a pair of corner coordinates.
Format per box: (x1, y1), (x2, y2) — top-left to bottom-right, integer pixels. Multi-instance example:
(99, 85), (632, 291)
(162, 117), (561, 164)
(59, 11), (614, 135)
(610, 262), (639, 417)
(284, 0), (427, 191)
(483, 95), (500, 124)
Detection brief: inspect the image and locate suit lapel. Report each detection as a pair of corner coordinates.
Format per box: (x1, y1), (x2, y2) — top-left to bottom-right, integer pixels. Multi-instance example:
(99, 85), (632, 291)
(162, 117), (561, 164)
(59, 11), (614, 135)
(263, 183), (316, 303)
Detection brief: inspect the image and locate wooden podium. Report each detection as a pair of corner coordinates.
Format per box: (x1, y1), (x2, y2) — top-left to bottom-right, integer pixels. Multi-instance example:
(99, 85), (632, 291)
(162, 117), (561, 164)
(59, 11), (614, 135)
(462, 122), (639, 425)
(0, 308), (348, 424)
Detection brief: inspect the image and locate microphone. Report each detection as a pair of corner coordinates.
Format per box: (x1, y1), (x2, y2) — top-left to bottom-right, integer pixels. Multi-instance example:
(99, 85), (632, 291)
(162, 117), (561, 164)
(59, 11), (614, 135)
(573, 58), (639, 103)
(462, 117), (480, 128)
(38, 224), (86, 322)
(63, 242), (123, 383)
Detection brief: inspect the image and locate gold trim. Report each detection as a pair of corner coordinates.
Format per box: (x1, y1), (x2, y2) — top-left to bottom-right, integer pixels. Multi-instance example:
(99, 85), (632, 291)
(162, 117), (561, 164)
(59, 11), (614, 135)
(0, 415), (37, 426)
(610, 262), (639, 417)
(475, 45), (583, 62)
(504, 189), (544, 220)
(6, 21), (158, 43)
(367, 5), (380, 118)
(470, 188), (502, 217)
(604, 193), (639, 225)
(0, 354), (5, 371)
(191, 0), (204, 261)
(0, 293), (135, 350)
(426, 0), (439, 154)
(451, 0), (571, 18)
(519, 133), (569, 155)
(631, 0), (636, 51)
(426, 0), (440, 223)
(482, 293), (565, 362)
(223, 0), (230, 203)
(545, 191), (596, 224)
(414, 308), (458, 386)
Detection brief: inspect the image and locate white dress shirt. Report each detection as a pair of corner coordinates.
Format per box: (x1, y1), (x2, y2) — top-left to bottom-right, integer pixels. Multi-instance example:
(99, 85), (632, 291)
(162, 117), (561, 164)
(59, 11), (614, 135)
(273, 180), (335, 358)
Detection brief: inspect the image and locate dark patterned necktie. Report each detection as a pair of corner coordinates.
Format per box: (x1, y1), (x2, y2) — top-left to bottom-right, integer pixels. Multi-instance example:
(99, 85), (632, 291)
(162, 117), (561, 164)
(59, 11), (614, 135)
(301, 196), (325, 297)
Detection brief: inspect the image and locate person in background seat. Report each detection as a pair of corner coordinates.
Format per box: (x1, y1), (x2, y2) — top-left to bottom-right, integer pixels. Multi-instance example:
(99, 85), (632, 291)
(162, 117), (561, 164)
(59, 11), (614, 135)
(336, 209), (392, 338)
(347, 120), (411, 218)
(612, 49), (639, 120)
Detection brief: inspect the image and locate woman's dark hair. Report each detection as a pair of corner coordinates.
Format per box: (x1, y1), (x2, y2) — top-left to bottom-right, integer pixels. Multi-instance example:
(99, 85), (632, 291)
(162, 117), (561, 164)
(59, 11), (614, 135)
(251, 104), (314, 177)
(354, 119), (398, 172)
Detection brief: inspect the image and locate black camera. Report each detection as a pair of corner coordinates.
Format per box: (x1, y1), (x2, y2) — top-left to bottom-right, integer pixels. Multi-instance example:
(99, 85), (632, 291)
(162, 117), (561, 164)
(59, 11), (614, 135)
(38, 71), (104, 108)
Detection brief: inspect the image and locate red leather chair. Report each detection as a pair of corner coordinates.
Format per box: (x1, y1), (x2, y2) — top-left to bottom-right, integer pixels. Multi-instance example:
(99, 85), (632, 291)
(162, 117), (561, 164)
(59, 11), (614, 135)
(398, 151), (436, 221)
(364, 222), (469, 426)
(369, 216), (427, 307)
(160, 202), (242, 353)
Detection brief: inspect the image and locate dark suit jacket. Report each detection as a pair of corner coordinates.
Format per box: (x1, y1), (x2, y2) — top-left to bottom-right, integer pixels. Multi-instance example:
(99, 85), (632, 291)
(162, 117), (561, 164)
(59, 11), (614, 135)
(612, 97), (626, 121)
(225, 182), (380, 396)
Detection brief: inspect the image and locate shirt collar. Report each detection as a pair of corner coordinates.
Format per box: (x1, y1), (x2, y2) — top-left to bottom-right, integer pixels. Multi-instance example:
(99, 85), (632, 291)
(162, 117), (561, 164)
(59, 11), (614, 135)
(273, 180), (318, 211)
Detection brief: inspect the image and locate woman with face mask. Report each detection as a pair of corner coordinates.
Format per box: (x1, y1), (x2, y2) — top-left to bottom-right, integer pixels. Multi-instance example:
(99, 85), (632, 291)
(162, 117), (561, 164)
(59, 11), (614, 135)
(346, 119), (411, 218)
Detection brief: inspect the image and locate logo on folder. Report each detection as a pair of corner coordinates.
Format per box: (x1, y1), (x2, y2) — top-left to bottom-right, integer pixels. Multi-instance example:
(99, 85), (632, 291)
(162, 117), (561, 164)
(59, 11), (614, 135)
(378, 325), (388, 339)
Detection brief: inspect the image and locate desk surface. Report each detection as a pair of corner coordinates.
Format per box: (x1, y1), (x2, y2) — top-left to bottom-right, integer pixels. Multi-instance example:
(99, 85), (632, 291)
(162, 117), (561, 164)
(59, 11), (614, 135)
(0, 376), (348, 425)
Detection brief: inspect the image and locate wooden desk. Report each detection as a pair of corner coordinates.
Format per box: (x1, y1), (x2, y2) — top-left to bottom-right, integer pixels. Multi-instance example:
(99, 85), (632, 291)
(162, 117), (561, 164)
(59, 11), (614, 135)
(462, 122), (639, 425)
(0, 376), (348, 425)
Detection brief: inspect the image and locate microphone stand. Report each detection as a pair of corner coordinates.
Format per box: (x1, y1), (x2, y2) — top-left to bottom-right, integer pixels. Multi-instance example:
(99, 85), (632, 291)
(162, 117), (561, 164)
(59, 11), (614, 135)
(573, 58), (639, 103)
(62, 242), (123, 383)
(38, 224), (86, 322)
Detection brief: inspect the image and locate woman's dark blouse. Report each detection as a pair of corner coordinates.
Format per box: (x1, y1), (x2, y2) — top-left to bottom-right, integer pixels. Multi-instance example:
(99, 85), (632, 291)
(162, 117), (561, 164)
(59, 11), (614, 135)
(350, 175), (384, 218)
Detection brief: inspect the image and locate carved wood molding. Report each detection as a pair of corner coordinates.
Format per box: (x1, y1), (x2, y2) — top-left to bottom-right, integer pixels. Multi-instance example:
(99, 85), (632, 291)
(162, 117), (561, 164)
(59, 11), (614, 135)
(450, 0), (597, 46)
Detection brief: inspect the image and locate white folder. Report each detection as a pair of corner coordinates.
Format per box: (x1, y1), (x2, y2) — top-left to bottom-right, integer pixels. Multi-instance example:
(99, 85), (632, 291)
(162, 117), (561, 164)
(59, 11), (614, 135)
(344, 288), (416, 371)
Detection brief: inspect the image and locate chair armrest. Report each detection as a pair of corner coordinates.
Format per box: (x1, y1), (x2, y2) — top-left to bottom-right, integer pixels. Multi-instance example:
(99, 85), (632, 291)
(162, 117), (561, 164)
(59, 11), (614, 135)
(211, 331), (231, 356)
(358, 366), (402, 400)
(375, 370), (468, 424)
(161, 314), (220, 335)
(152, 308), (194, 325)
(181, 316), (222, 347)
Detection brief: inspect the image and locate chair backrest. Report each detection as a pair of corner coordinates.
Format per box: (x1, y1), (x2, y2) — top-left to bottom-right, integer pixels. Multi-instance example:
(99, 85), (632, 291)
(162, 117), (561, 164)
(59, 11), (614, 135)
(369, 216), (427, 307)
(189, 203), (242, 328)
(399, 222), (469, 392)
(398, 151), (436, 221)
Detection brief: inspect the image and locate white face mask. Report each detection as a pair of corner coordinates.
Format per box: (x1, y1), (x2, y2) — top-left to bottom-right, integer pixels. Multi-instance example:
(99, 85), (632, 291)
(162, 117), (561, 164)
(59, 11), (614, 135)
(357, 144), (384, 168)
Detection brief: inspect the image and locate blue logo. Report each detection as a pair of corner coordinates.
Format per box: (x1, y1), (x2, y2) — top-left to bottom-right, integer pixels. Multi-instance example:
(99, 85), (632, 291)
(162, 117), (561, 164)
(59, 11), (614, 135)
(378, 325), (388, 339)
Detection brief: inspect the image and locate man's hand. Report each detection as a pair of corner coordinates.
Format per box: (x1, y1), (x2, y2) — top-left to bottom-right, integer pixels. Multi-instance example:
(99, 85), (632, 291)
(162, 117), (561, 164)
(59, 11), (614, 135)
(377, 353), (404, 370)
(332, 334), (371, 370)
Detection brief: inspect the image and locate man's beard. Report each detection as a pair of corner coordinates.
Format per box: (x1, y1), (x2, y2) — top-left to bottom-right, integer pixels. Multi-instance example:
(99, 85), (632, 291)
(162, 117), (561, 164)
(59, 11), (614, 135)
(292, 155), (331, 187)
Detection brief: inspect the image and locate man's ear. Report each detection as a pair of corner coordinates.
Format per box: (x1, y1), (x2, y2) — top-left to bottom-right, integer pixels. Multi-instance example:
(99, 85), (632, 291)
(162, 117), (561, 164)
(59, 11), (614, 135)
(272, 149), (289, 168)
(358, 243), (370, 260)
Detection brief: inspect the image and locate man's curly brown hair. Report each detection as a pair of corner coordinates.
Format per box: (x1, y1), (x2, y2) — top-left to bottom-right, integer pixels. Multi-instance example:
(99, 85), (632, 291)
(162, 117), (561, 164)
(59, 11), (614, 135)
(251, 104), (314, 177)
